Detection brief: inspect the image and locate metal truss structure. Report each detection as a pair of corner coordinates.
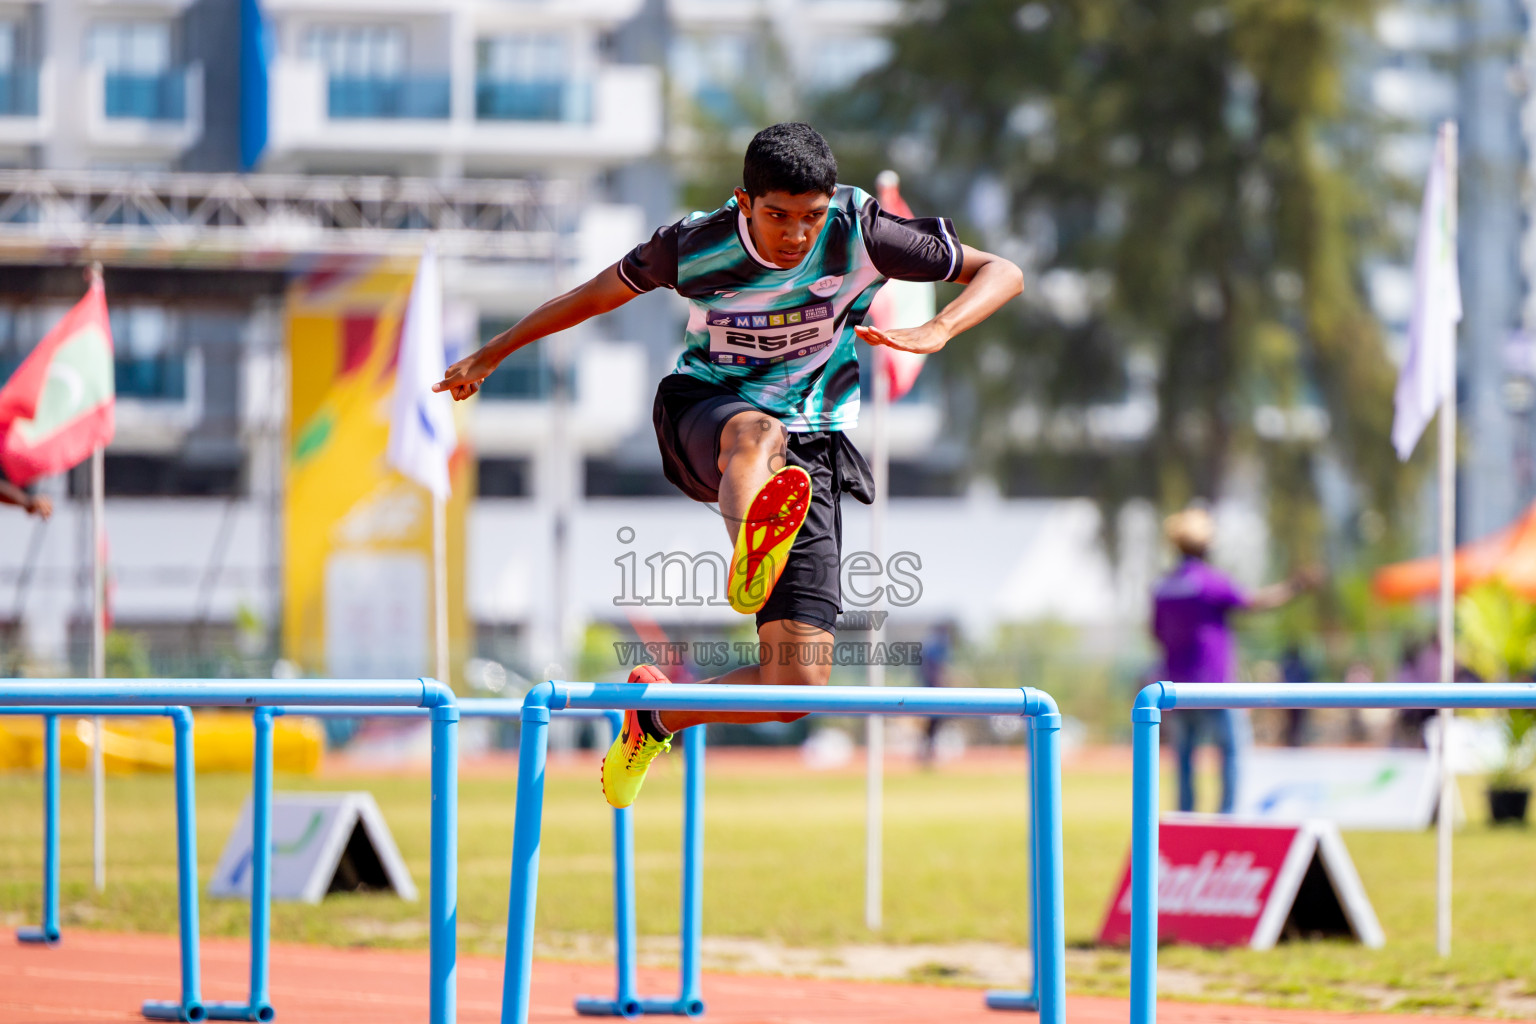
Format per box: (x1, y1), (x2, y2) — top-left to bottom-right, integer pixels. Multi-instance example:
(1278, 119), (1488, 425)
(0, 170), (575, 267)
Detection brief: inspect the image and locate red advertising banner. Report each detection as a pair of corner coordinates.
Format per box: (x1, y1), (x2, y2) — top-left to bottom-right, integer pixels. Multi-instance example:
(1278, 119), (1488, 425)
(1097, 815), (1384, 950)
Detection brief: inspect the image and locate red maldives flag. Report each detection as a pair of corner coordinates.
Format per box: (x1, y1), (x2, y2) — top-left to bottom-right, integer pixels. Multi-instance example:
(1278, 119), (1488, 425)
(0, 278), (116, 486)
(869, 172), (938, 400)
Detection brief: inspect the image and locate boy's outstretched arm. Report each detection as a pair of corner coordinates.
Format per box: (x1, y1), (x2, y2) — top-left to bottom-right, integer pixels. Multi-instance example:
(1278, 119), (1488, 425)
(434, 264), (639, 400)
(852, 245), (1023, 355)
(0, 478), (50, 519)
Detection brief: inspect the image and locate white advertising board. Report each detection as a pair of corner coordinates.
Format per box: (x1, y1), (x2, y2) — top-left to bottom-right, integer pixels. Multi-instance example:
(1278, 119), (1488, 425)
(1234, 747), (1441, 830)
(209, 792), (417, 904)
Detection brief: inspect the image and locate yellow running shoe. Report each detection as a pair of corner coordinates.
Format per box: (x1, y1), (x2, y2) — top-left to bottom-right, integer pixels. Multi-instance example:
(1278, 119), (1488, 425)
(727, 465), (812, 615)
(601, 664), (672, 809)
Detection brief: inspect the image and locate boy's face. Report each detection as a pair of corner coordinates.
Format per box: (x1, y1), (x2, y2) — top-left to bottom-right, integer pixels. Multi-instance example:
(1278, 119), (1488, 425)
(734, 188), (832, 269)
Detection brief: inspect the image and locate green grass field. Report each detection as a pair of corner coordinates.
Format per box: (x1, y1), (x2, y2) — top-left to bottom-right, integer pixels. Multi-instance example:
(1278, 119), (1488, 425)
(2, 752), (1534, 1016)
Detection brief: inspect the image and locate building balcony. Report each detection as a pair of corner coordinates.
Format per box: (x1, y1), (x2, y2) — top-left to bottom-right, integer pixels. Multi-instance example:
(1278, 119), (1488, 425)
(104, 71), (187, 120)
(266, 60), (660, 167)
(86, 63), (203, 152)
(475, 78), (590, 123)
(328, 75), (450, 120)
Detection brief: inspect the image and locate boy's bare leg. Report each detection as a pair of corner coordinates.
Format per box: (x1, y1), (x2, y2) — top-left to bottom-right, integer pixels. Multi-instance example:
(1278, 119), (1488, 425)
(657, 617), (831, 732)
(717, 409), (789, 545)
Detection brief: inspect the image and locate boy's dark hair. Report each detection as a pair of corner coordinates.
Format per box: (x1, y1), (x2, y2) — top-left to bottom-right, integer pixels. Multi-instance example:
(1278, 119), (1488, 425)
(742, 123), (837, 198)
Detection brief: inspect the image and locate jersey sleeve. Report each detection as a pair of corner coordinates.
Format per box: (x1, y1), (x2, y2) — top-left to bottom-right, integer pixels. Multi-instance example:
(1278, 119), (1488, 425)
(1205, 570), (1251, 612)
(858, 196), (963, 283)
(616, 221), (681, 293)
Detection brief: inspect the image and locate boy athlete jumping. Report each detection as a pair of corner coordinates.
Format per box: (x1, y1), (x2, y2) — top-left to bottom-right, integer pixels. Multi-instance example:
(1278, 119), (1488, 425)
(436, 123), (1021, 808)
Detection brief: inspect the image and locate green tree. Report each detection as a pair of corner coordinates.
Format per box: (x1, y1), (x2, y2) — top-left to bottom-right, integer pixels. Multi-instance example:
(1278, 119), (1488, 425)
(819, 0), (1415, 568)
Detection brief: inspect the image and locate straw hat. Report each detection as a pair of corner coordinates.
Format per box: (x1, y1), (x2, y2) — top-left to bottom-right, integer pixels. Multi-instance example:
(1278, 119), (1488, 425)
(1164, 507), (1215, 557)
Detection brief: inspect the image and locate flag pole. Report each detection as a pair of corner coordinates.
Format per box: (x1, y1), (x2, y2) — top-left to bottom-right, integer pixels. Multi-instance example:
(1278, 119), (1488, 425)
(865, 345), (889, 931)
(1435, 119), (1458, 959)
(91, 440), (105, 892)
(88, 261), (106, 894)
(433, 492), (450, 689)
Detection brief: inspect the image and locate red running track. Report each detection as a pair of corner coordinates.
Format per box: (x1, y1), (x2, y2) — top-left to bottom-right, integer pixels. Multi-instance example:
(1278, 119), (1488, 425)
(0, 931), (1502, 1024)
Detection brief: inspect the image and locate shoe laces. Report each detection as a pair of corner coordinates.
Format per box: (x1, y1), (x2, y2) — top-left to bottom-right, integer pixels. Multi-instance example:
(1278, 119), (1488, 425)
(625, 731), (670, 774)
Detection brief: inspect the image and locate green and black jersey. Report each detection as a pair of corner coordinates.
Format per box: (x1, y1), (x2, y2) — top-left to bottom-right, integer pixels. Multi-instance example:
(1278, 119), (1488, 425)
(619, 184), (961, 432)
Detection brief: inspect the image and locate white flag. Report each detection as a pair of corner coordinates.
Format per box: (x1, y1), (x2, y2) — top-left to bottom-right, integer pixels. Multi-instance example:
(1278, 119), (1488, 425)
(1392, 124), (1461, 461)
(388, 247), (456, 499)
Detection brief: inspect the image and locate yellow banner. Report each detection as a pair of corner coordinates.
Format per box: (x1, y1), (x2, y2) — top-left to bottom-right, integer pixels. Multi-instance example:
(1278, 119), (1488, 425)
(282, 259), (471, 686)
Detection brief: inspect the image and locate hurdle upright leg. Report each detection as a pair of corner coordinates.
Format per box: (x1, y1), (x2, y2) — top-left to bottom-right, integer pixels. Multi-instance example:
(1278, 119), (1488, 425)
(143, 709), (205, 1022)
(429, 701), (460, 1024)
(984, 717), (1039, 1011)
(1029, 709), (1066, 1024)
(18, 713), (61, 945)
(1129, 700), (1162, 1024)
(502, 690), (553, 1024)
(250, 710), (274, 1020)
(676, 724), (705, 1016)
(205, 708), (275, 1022)
(575, 710), (644, 1018)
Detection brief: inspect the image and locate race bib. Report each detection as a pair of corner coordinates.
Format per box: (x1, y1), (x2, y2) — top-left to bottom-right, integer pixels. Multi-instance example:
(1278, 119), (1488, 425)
(705, 301), (837, 367)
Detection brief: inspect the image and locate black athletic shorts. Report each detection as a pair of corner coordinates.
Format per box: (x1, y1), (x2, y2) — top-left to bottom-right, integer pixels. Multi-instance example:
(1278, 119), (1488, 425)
(652, 373), (875, 633)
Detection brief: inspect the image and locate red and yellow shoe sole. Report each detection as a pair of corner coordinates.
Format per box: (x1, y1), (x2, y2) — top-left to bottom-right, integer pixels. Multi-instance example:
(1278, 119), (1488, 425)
(727, 465), (812, 615)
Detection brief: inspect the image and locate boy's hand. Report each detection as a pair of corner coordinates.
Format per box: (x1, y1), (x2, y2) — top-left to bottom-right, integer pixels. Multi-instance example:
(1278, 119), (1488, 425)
(26, 495), (51, 520)
(434, 350), (497, 401)
(853, 321), (951, 355)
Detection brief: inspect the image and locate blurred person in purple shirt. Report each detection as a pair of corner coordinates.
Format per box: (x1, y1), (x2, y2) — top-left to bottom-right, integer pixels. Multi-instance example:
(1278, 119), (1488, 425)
(1152, 507), (1319, 812)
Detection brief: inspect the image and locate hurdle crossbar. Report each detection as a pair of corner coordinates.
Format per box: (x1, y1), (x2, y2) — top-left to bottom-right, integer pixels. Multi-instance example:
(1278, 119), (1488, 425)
(501, 681), (1066, 1024)
(0, 679), (458, 1024)
(3, 705), (198, 1022)
(1129, 681), (1536, 1024)
(258, 701), (704, 1019)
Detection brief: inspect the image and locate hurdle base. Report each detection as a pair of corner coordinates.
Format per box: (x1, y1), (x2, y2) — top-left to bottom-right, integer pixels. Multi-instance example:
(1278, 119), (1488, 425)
(984, 989), (1039, 1012)
(202, 999), (275, 1022)
(574, 995), (704, 1018)
(142, 998), (207, 1022)
(16, 925), (59, 945)
(573, 996), (642, 1018)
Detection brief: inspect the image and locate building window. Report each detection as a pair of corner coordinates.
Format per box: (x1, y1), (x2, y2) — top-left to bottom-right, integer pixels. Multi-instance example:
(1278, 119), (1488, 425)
(475, 34), (587, 122)
(0, 16), (37, 115)
(304, 24), (406, 78)
(87, 20), (184, 120)
(87, 21), (172, 74)
(112, 306), (187, 401)
(583, 457), (672, 498)
(305, 24), (447, 119)
(477, 458), (529, 498)
(69, 454), (243, 497)
(0, 303), (190, 403)
(0, 304), (44, 384)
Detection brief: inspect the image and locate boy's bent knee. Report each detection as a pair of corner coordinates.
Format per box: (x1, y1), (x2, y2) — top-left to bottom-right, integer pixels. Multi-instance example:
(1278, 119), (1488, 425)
(721, 413), (787, 462)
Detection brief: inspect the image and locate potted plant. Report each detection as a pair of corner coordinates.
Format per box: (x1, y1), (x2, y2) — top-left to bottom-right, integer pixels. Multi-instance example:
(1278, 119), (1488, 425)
(1455, 582), (1536, 824)
(1486, 710), (1536, 824)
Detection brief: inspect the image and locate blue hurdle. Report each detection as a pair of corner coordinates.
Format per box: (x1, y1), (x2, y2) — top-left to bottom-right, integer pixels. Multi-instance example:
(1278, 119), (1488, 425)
(0, 679), (459, 1024)
(501, 681), (1067, 1024)
(249, 700), (705, 1020)
(1129, 681), (1536, 1024)
(4, 705), (199, 1022)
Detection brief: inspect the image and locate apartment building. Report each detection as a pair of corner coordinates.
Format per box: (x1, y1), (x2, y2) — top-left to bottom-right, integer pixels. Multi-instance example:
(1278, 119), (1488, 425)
(0, 0), (668, 680)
